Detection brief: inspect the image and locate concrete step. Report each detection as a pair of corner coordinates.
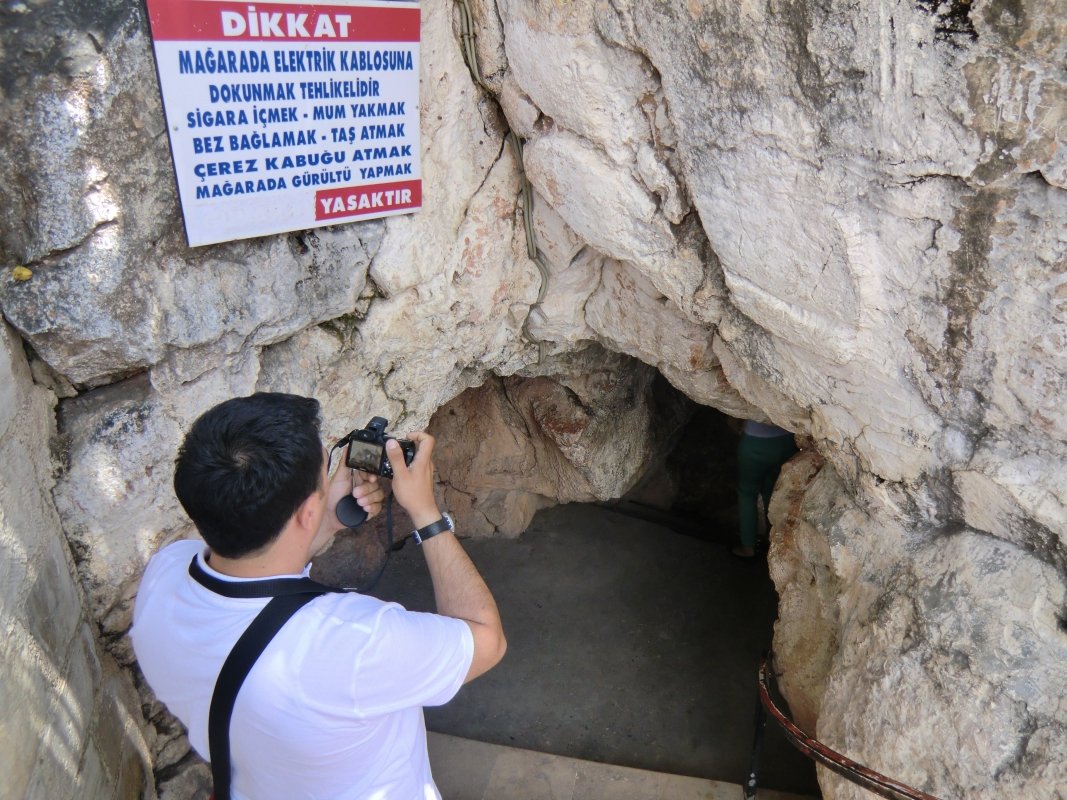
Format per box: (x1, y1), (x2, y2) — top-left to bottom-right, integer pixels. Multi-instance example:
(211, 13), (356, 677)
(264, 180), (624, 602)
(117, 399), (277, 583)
(428, 733), (819, 800)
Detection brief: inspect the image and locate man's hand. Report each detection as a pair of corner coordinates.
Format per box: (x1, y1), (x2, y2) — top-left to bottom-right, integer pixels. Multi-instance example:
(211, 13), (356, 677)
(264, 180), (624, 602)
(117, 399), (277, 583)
(385, 432), (440, 528)
(323, 446), (386, 531)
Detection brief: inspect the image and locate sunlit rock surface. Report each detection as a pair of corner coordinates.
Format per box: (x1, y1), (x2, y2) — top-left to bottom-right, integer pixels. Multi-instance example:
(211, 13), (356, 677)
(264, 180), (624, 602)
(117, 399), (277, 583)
(0, 0), (1064, 797)
(771, 454), (1067, 799)
(0, 323), (153, 799)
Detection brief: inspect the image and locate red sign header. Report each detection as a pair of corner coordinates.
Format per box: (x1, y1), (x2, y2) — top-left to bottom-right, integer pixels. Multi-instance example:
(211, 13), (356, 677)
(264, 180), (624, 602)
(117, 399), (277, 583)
(146, 1), (419, 43)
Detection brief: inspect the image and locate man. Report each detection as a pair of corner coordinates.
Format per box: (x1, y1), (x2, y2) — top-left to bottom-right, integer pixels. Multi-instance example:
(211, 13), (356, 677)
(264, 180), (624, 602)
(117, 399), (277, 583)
(131, 392), (506, 799)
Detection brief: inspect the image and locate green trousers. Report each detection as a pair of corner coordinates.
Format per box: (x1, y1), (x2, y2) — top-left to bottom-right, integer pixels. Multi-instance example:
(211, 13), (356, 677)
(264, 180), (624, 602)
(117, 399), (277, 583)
(737, 433), (798, 546)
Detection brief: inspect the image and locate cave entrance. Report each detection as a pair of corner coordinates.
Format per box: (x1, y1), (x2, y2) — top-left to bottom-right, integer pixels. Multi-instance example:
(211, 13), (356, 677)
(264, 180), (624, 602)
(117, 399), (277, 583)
(611, 401), (744, 544)
(317, 372), (820, 797)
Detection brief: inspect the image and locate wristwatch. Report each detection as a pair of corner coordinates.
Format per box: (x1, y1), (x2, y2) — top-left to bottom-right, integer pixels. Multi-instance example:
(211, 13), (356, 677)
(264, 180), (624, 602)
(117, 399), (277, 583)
(412, 512), (455, 545)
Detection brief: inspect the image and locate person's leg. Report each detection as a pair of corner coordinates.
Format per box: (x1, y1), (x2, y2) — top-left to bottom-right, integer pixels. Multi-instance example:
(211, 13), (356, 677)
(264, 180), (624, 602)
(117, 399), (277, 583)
(757, 436), (799, 538)
(758, 469), (777, 537)
(735, 434), (762, 555)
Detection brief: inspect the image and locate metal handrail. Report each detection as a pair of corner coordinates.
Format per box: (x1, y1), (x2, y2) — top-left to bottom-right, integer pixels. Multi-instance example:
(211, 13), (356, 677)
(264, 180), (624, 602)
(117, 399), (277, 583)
(751, 654), (945, 800)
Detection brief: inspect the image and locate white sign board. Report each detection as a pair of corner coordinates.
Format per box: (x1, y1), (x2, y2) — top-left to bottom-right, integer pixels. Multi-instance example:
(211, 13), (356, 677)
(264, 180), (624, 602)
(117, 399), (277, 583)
(145, 0), (421, 247)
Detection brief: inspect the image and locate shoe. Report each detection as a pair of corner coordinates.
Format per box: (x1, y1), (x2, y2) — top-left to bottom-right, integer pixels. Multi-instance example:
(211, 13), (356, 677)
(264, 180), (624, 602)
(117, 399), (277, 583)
(730, 544), (757, 560)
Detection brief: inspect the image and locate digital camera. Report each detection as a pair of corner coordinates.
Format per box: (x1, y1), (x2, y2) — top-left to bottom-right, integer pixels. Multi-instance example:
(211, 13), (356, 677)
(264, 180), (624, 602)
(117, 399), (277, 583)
(344, 416), (415, 478)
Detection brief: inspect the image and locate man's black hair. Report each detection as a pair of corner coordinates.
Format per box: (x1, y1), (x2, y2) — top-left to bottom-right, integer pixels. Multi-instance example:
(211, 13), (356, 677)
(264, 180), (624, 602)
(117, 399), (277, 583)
(174, 392), (324, 558)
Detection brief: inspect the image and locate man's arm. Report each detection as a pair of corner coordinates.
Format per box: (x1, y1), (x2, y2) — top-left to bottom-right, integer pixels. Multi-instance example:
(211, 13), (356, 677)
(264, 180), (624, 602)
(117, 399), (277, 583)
(386, 435), (507, 683)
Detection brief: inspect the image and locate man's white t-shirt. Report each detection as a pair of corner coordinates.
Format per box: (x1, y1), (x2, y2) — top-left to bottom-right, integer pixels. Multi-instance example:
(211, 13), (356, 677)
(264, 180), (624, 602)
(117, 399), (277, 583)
(131, 540), (474, 800)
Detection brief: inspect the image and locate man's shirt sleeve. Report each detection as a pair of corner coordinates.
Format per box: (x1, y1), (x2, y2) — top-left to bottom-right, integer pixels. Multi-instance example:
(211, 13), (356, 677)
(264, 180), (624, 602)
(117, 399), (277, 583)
(294, 600), (475, 718)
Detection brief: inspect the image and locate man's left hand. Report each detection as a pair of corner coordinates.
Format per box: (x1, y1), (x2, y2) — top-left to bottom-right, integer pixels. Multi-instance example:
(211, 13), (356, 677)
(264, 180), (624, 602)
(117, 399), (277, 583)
(324, 447), (386, 529)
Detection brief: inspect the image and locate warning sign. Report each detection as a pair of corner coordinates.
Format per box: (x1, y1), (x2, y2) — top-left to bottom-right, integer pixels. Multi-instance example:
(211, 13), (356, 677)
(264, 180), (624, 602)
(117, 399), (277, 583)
(145, 0), (421, 247)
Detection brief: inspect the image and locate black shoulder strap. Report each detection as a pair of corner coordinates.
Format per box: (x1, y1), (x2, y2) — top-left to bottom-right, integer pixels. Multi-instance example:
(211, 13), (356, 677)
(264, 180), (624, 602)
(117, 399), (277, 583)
(189, 554), (340, 598)
(208, 592), (320, 800)
(189, 556), (345, 800)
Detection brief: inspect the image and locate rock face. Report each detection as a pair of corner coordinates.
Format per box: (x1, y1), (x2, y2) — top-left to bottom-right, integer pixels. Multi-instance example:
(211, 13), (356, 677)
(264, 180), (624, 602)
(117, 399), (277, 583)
(0, 322), (153, 799)
(429, 347), (693, 536)
(0, 0), (1064, 798)
(766, 449), (835, 735)
(770, 453), (1067, 800)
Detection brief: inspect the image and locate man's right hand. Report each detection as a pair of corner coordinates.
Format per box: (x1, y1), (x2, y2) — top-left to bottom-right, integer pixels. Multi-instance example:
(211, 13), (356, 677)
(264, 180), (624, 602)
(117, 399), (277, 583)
(385, 432), (441, 529)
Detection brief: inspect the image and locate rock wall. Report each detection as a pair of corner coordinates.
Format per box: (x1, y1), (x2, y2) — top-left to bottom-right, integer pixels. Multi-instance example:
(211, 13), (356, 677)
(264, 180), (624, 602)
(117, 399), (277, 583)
(0, 0), (1064, 797)
(770, 452), (1067, 799)
(430, 347), (693, 535)
(0, 322), (153, 799)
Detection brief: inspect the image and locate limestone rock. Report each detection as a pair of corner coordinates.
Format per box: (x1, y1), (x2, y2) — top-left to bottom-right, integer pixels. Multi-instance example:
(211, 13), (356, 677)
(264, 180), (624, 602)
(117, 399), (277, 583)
(158, 760), (211, 800)
(369, 0), (512, 298)
(0, 321), (154, 799)
(430, 347), (690, 535)
(1, 0), (1065, 796)
(258, 148), (540, 431)
(773, 453), (1067, 799)
(496, 0), (658, 165)
(586, 259), (746, 412)
(821, 528), (1067, 800)
(54, 351), (260, 640)
(525, 245), (601, 345)
(766, 449), (835, 735)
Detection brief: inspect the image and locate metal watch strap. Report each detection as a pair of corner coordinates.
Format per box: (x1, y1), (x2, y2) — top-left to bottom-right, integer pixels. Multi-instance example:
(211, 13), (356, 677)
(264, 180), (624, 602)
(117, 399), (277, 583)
(412, 513), (453, 544)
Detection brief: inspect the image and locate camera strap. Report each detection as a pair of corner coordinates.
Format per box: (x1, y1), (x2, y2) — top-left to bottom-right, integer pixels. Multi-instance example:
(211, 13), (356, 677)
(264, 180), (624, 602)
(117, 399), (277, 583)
(189, 556), (347, 800)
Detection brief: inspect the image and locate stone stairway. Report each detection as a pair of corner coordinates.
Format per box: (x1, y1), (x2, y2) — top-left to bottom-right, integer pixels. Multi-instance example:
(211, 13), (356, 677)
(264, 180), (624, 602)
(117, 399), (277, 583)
(428, 734), (819, 800)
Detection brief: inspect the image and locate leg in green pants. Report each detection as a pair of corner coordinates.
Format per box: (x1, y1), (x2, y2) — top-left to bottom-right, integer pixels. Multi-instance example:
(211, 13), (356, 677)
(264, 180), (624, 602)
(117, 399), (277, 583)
(736, 433), (799, 550)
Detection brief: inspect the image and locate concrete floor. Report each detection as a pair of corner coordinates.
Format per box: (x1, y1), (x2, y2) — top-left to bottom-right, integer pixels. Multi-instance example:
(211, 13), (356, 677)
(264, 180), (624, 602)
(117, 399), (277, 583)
(352, 503), (821, 798)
